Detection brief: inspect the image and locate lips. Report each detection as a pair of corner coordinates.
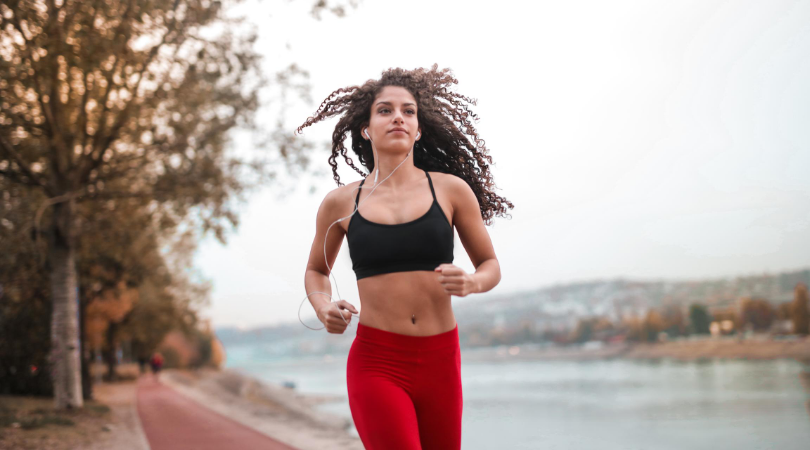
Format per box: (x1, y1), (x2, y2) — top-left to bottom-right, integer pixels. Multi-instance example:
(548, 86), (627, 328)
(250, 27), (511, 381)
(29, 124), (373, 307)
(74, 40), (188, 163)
(388, 128), (407, 134)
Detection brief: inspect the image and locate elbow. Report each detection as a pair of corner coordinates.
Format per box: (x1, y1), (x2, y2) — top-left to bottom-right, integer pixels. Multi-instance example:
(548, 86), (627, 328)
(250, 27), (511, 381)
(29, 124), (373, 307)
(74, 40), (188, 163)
(305, 264), (329, 279)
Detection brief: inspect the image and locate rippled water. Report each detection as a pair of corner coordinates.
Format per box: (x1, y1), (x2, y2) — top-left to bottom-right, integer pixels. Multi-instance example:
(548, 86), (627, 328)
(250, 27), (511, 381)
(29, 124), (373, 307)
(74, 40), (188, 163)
(226, 345), (810, 449)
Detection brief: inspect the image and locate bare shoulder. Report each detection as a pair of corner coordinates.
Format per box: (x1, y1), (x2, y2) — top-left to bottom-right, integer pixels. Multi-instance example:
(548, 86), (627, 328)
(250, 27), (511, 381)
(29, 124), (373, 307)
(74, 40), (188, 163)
(428, 171), (475, 203)
(318, 179), (364, 218)
(323, 179), (362, 202)
(427, 171), (465, 189)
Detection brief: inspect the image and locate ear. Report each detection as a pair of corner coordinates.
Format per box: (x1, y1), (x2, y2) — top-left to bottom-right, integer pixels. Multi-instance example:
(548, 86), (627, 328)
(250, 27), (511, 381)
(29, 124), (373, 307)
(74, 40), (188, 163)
(417, 127), (422, 141)
(361, 124), (369, 140)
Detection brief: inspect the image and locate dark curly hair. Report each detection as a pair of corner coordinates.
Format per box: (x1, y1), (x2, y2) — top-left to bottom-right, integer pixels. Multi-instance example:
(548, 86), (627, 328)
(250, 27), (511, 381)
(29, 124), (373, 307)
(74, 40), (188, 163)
(296, 64), (513, 225)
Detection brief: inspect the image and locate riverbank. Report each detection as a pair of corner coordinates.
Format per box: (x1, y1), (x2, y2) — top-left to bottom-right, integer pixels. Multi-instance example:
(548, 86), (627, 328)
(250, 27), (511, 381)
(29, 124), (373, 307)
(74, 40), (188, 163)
(461, 335), (810, 362)
(1, 367), (362, 450)
(159, 368), (363, 450)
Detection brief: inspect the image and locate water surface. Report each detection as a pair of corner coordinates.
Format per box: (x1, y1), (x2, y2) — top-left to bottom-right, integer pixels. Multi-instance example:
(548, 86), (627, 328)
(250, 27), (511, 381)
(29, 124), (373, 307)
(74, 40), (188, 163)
(226, 345), (810, 449)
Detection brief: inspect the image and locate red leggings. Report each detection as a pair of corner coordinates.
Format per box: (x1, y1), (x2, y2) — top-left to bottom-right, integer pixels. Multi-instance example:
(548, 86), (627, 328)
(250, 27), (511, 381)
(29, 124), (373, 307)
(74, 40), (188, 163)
(347, 322), (463, 450)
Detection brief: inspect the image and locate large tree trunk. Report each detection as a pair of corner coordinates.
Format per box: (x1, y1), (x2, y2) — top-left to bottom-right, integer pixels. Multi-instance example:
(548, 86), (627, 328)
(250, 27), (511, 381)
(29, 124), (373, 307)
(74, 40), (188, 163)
(48, 200), (83, 409)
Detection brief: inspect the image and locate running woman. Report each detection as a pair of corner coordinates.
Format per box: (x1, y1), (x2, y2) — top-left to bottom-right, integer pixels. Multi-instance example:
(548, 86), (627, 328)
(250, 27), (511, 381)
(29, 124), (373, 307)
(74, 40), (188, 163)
(298, 65), (513, 450)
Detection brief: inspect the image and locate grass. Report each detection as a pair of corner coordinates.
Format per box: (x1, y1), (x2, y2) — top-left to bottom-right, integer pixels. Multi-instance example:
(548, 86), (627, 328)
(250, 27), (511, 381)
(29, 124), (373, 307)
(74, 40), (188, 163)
(0, 365), (142, 450)
(0, 396), (87, 430)
(19, 414), (76, 430)
(0, 393), (116, 449)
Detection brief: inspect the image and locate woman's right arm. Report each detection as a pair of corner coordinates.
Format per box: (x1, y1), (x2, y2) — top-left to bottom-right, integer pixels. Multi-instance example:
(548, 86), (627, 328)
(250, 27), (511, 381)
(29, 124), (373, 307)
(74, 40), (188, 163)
(304, 188), (358, 333)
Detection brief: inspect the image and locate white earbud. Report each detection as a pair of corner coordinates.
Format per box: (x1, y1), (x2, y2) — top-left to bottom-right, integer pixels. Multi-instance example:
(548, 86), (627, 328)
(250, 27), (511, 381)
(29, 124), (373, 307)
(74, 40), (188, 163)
(416, 131), (421, 140)
(364, 129), (370, 139)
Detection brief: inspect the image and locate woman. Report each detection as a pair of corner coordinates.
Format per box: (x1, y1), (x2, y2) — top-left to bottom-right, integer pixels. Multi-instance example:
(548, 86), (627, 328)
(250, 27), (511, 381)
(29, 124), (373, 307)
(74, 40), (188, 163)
(298, 65), (513, 450)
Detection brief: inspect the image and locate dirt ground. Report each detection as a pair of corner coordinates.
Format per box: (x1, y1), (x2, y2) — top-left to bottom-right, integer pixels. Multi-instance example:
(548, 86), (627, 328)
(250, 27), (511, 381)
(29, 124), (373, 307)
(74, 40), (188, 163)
(0, 378), (148, 450)
(2, 364), (362, 450)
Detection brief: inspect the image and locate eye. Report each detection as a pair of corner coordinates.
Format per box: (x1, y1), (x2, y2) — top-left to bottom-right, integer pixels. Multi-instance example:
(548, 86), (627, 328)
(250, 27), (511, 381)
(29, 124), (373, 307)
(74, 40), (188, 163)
(378, 108), (390, 113)
(407, 109), (416, 114)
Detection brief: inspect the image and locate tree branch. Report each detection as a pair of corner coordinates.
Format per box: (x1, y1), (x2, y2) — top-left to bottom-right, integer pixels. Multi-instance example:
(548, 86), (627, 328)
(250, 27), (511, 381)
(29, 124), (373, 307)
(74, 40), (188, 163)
(9, 8), (71, 173)
(0, 168), (44, 188)
(85, 0), (134, 160)
(81, 0), (181, 184)
(0, 134), (46, 187)
(78, 189), (156, 202)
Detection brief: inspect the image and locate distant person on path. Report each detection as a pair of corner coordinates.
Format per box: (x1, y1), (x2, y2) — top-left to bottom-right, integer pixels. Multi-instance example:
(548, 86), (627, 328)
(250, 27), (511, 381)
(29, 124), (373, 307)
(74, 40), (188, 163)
(298, 66), (513, 449)
(149, 352), (164, 381)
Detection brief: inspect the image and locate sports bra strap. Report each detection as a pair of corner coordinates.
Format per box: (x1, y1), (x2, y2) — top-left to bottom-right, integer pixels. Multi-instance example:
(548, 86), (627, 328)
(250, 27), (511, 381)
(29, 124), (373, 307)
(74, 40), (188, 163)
(355, 178), (365, 207)
(425, 170), (437, 201)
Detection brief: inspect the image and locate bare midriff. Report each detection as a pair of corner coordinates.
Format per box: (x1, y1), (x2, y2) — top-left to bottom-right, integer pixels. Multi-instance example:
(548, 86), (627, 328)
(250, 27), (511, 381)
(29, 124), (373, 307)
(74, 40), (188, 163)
(356, 270), (456, 336)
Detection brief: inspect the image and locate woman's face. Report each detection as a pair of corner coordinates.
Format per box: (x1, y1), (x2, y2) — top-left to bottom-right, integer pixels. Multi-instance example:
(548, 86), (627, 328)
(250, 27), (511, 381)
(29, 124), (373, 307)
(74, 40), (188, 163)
(364, 86), (421, 152)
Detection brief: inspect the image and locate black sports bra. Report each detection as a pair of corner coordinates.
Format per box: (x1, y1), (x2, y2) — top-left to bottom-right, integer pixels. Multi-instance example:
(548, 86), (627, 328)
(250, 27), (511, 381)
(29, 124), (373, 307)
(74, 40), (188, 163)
(347, 170), (454, 280)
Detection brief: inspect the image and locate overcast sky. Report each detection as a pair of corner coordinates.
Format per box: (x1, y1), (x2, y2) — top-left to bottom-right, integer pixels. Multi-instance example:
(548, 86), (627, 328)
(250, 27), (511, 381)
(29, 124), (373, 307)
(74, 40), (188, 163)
(192, 0), (810, 329)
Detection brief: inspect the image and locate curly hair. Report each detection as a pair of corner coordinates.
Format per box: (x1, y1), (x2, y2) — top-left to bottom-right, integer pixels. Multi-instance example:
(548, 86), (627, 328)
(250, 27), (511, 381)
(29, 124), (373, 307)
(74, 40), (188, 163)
(296, 64), (513, 225)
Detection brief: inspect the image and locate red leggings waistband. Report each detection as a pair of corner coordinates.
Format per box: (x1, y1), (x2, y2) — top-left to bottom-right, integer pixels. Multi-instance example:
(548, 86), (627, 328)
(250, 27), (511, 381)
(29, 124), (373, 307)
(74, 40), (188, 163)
(355, 322), (459, 351)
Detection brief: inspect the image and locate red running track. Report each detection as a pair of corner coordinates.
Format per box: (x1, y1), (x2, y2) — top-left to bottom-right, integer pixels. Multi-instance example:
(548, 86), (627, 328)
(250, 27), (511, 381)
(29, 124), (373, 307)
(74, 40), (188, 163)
(137, 377), (298, 450)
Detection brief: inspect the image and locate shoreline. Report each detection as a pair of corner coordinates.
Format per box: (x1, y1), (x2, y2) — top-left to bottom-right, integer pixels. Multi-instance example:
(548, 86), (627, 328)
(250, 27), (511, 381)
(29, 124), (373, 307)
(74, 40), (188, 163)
(160, 368), (363, 450)
(460, 336), (810, 362)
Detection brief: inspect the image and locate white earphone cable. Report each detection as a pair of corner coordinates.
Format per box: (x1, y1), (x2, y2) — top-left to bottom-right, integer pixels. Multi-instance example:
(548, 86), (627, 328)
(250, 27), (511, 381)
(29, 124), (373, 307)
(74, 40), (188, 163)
(298, 129), (418, 330)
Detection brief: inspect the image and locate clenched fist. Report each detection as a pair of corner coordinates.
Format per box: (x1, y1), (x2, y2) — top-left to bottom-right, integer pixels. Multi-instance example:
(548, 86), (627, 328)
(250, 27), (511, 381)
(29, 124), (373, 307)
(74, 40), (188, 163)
(317, 300), (359, 334)
(434, 264), (479, 297)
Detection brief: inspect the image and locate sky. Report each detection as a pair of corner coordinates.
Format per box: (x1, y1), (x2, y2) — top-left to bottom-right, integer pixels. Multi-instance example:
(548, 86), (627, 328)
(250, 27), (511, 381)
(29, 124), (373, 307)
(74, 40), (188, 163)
(192, 0), (810, 329)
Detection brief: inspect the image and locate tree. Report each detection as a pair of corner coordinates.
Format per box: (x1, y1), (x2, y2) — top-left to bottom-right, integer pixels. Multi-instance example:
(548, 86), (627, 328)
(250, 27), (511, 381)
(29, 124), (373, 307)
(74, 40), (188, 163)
(739, 297), (775, 332)
(775, 302), (792, 322)
(641, 310), (665, 342)
(117, 228), (211, 373)
(571, 318), (595, 344)
(688, 303), (712, 335)
(793, 283), (809, 336)
(0, 174), (211, 396)
(0, 0), (265, 408)
(571, 317), (614, 343)
(75, 194), (193, 384)
(622, 316), (644, 342)
(623, 311), (665, 343)
(660, 304), (686, 337)
(0, 182), (52, 395)
(1, 0), (356, 408)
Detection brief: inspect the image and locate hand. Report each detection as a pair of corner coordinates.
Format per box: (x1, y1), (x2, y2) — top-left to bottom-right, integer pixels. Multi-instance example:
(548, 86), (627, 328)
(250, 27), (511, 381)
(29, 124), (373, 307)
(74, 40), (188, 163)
(317, 300), (358, 334)
(434, 264), (478, 297)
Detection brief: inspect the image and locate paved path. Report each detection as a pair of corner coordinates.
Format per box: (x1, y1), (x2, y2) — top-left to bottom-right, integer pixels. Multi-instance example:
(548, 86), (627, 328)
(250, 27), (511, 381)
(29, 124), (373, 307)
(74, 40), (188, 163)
(137, 377), (298, 450)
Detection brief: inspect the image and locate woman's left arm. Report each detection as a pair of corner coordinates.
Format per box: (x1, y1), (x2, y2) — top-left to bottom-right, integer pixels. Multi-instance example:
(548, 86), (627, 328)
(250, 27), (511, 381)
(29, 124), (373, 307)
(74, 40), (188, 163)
(434, 175), (501, 297)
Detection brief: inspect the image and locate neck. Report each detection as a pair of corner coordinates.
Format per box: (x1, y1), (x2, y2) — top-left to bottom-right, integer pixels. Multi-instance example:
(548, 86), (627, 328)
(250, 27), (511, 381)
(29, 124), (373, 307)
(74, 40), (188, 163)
(370, 147), (421, 189)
